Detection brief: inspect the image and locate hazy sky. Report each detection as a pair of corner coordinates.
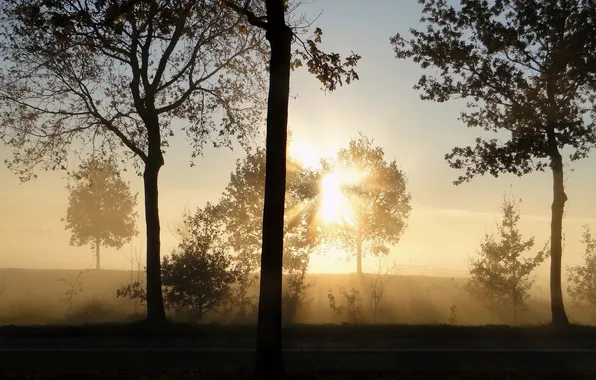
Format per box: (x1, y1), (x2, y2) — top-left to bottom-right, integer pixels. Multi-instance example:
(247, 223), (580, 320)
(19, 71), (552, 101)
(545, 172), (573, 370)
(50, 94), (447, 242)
(1, 0), (595, 280)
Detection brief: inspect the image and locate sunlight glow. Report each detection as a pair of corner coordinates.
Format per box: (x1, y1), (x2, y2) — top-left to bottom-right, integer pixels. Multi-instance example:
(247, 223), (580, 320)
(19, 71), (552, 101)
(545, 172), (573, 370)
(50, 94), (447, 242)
(288, 139), (320, 169)
(320, 174), (343, 223)
(319, 170), (361, 226)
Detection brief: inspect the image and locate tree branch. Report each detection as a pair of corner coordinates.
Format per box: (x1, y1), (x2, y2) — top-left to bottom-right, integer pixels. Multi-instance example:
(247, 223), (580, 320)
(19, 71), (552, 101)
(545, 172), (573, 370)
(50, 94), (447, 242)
(226, 0), (268, 29)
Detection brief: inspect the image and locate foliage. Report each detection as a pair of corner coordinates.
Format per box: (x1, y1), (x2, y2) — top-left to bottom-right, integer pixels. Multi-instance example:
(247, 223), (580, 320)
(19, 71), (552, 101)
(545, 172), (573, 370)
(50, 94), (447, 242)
(392, 0), (596, 182)
(327, 287), (363, 324)
(218, 2), (361, 376)
(225, 1), (361, 93)
(282, 270), (313, 324)
(325, 133), (411, 274)
(465, 195), (548, 324)
(392, 0), (596, 326)
(58, 269), (90, 318)
(567, 225), (596, 323)
(161, 203), (239, 322)
(63, 157), (138, 269)
(219, 147), (321, 318)
(0, 0), (268, 177)
(0, 0), (270, 322)
(221, 148), (320, 265)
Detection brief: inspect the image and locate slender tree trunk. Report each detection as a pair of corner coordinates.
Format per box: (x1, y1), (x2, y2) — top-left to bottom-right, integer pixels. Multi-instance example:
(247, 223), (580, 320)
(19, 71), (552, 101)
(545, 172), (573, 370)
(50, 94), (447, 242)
(255, 2), (292, 378)
(548, 132), (569, 326)
(144, 152), (166, 324)
(95, 236), (101, 270)
(356, 228), (363, 275)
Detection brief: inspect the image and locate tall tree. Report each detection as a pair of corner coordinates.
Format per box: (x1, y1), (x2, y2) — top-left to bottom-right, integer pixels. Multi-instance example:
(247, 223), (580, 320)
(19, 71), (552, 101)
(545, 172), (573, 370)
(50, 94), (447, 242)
(0, 0), (268, 323)
(392, 0), (596, 325)
(567, 225), (596, 324)
(325, 134), (411, 275)
(64, 157), (138, 270)
(220, 147), (320, 320)
(465, 195), (548, 324)
(224, 1), (360, 377)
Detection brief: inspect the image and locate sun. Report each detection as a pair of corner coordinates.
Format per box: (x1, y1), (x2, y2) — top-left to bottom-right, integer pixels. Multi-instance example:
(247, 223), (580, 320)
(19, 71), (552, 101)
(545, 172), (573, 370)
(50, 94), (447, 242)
(319, 171), (359, 225)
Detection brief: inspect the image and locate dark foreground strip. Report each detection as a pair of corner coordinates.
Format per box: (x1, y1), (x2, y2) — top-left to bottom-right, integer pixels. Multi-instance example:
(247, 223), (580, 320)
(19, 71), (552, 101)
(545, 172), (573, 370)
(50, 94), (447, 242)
(1, 349), (595, 372)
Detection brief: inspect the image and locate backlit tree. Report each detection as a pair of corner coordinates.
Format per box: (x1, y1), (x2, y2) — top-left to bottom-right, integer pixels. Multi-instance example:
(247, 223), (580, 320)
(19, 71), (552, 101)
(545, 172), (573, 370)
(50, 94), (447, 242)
(0, 0), (267, 323)
(465, 195), (548, 324)
(392, 0), (596, 325)
(325, 134), (411, 275)
(64, 157), (138, 270)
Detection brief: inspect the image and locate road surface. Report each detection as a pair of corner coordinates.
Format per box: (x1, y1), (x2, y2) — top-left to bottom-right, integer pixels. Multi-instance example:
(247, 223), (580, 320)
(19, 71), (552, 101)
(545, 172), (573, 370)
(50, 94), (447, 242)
(2, 343), (596, 372)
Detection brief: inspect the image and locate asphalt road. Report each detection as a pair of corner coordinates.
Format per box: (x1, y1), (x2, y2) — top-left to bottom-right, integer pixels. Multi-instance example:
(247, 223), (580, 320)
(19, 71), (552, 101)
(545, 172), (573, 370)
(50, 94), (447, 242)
(2, 347), (596, 372)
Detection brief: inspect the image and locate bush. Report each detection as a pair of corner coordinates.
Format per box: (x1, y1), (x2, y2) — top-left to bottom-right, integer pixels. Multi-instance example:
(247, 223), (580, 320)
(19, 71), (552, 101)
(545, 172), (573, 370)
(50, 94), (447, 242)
(162, 247), (238, 322)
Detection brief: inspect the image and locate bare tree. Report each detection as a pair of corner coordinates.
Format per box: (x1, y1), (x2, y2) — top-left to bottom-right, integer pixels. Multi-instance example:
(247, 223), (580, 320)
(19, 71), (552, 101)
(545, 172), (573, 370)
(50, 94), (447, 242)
(369, 256), (396, 323)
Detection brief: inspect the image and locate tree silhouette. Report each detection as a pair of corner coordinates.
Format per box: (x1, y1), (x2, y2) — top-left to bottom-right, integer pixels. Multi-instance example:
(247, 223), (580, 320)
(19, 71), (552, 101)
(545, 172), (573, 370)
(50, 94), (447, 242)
(220, 147), (320, 320)
(392, 0), (596, 326)
(465, 195), (548, 324)
(0, 1), (268, 323)
(162, 202), (238, 322)
(225, 1), (360, 377)
(567, 225), (596, 324)
(64, 158), (138, 270)
(326, 134), (411, 275)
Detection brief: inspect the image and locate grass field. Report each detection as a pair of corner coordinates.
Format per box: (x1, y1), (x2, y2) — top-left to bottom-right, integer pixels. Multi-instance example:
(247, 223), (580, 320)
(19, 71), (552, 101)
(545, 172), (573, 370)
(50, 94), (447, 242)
(0, 268), (580, 327)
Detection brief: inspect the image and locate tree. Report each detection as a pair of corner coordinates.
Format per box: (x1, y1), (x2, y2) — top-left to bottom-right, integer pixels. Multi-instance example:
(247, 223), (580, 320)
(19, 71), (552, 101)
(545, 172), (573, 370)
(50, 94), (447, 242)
(220, 1), (360, 376)
(63, 157), (138, 270)
(219, 147), (320, 321)
(392, 0), (596, 326)
(465, 195), (548, 324)
(0, 0), (268, 323)
(325, 134), (411, 275)
(567, 225), (596, 324)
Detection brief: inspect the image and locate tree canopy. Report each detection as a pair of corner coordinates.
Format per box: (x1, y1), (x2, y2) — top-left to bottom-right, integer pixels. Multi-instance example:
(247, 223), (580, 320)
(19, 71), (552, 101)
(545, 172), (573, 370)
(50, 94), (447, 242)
(63, 157), (138, 270)
(220, 147), (321, 276)
(325, 134), (411, 275)
(0, 0), (270, 322)
(162, 202), (239, 322)
(392, 0), (596, 326)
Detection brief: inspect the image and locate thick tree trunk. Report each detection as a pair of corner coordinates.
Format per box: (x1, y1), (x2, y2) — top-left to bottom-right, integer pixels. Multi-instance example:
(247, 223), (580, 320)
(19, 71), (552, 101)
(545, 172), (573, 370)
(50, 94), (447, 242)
(549, 138), (569, 326)
(144, 156), (166, 324)
(95, 236), (101, 270)
(255, 2), (292, 378)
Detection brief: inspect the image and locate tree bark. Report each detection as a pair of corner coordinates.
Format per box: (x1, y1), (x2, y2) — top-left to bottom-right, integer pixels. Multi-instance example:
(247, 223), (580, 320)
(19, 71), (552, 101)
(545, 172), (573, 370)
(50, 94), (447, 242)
(144, 147), (167, 324)
(95, 236), (101, 270)
(548, 131), (569, 326)
(255, 1), (292, 378)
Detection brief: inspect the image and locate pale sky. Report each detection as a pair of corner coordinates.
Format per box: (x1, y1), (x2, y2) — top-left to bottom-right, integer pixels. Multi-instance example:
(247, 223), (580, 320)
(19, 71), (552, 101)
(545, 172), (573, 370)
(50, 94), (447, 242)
(1, 0), (595, 281)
